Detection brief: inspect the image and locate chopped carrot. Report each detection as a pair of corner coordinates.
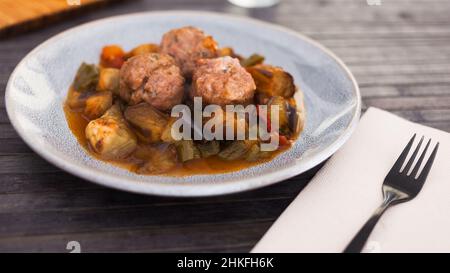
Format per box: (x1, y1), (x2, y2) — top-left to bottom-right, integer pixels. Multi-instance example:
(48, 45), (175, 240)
(100, 45), (125, 69)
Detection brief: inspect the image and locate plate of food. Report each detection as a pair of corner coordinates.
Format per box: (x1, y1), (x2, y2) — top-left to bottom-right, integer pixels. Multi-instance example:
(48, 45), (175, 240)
(5, 11), (360, 196)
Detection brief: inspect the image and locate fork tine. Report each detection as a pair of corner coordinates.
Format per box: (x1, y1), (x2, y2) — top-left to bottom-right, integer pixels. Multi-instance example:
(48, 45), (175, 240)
(402, 136), (424, 174)
(389, 134), (416, 174)
(410, 138), (431, 178)
(417, 142), (439, 181)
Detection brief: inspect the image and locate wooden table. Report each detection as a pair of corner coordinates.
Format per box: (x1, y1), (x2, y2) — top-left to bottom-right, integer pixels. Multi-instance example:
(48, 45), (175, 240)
(0, 0), (449, 252)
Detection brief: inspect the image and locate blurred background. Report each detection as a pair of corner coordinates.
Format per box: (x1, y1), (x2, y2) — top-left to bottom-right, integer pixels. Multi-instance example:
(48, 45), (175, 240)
(0, 0), (449, 252)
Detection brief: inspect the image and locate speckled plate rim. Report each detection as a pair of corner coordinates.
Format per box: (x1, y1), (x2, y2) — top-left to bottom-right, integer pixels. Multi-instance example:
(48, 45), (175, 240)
(5, 10), (361, 197)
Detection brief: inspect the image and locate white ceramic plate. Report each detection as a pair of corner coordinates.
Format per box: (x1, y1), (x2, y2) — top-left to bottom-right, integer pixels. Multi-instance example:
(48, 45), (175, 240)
(5, 11), (360, 197)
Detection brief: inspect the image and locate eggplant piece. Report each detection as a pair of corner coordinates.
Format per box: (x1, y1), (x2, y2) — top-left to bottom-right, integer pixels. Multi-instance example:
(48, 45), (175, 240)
(161, 117), (185, 143)
(287, 102), (304, 136)
(197, 141), (220, 158)
(247, 64), (295, 98)
(73, 63), (99, 92)
(268, 96), (290, 135)
(97, 68), (120, 95)
(218, 140), (255, 161)
(83, 91), (113, 120)
(135, 145), (178, 175)
(124, 103), (169, 143)
(175, 140), (201, 162)
(240, 54), (265, 67)
(85, 104), (137, 159)
(125, 44), (159, 59)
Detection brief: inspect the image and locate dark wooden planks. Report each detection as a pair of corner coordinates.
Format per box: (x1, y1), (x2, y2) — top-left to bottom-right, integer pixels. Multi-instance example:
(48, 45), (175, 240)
(0, 221), (272, 252)
(0, 0), (449, 253)
(0, 173), (98, 194)
(0, 154), (60, 174)
(363, 96), (450, 110)
(0, 174), (314, 215)
(0, 195), (292, 237)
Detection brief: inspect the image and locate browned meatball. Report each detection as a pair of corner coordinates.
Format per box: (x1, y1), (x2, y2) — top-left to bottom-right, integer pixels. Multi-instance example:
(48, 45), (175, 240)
(191, 57), (256, 106)
(160, 26), (218, 78)
(119, 53), (185, 111)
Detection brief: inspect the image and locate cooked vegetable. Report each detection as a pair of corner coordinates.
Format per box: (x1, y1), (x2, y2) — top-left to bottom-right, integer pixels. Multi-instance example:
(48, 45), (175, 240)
(83, 91), (113, 120)
(97, 68), (120, 94)
(255, 93), (270, 105)
(197, 141), (220, 158)
(278, 135), (290, 146)
(66, 90), (88, 109)
(245, 143), (271, 162)
(73, 63), (99, 92)
(206, 110), (249, 139)
(135, 145), (178, 175)
(268, 96), (290, 135)
(100, 45), (125, 68)
(160, 117), (181, 143)
(218, 47), (234, 57)
(218, 140), (255, 161)
(247, 64), (295, 98)
(125, 43), (159, 59)
(175, 140), (201, 162)
(217, 47), (245, 60)
(124, 103), (169, 143)
(241, 54), (265, 67)
(65, 29), (304, 176)
(85, 104), (137, 159)
(287, 101), (304, 135)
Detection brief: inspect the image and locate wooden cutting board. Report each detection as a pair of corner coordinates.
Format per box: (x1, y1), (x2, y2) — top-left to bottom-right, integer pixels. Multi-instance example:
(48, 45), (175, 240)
(0, 0), (109, 37)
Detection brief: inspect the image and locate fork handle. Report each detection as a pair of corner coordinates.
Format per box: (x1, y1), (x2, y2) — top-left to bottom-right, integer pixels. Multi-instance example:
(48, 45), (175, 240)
(343, 193), (398, 253)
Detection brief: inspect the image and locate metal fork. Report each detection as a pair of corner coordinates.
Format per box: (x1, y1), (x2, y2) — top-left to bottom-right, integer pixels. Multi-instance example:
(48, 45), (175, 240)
(343, 134), (439, 253)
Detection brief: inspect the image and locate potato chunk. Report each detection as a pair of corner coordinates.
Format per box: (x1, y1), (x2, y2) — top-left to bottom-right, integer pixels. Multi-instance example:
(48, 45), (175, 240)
(125, 43), (159, 59)
(83, 91), (113, 120)
(97, 68), (120, 95)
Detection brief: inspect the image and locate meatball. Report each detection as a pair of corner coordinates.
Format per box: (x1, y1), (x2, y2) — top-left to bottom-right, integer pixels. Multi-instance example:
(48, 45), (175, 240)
(191, 57), (256, 106)
(119, 53), (185, 111)
(160, 26), (218, 77)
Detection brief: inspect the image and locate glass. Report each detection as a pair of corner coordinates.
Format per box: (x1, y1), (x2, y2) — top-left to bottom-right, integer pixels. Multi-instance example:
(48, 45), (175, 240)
(227, 0), (280, 8)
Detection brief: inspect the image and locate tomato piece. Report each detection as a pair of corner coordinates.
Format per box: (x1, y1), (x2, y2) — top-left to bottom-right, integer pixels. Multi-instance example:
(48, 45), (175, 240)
(279, 135), (289, 146)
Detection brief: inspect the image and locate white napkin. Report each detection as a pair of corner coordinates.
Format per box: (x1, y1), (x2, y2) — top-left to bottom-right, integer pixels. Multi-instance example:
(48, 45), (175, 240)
(252, 107), (450, 253)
